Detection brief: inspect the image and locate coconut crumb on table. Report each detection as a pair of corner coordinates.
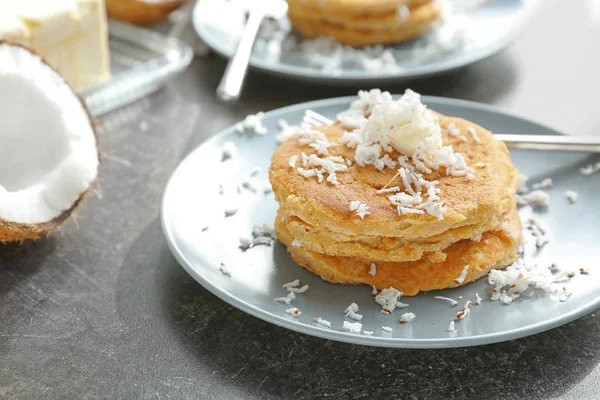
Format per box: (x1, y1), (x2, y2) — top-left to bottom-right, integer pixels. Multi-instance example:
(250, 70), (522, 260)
(342, 321), (362, 333)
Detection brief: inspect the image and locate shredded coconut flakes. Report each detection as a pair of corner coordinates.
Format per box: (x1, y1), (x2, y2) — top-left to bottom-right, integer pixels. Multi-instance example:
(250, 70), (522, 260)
(344, 303), (363, 321)
(434, 296), (459, 307)
(349, 200), (371, 219)
(565, 190), (578, 204)
(285, 307), (301, 317)
(369, 263), (377, 277)
(455, 265), (469, 284)
(237, 112), (267, 135)
(375, 287), (404, 314)
(342, 321), (362, 333)
(314, 317), (331, 328)
(399, 312), (416, 324)
(447, 321), (457, 332)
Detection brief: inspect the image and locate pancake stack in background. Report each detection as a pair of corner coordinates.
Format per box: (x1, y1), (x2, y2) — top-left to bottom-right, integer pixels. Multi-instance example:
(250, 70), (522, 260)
(270, 90), (521, 296)
(286, 0), (443, 46)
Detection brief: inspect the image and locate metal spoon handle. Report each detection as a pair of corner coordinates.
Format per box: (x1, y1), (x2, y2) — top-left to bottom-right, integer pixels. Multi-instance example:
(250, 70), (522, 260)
(494, 134), (600, 153)
(216, 9), (264, 103)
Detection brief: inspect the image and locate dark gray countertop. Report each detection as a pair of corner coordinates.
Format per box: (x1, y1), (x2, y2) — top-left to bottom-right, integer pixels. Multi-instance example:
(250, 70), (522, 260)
(2, 1), (600, 399)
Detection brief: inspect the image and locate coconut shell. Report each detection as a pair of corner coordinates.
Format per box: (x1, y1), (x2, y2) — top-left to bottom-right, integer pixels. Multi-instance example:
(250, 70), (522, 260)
(0, 41), (100, 243)
(106, 0), (190, 26)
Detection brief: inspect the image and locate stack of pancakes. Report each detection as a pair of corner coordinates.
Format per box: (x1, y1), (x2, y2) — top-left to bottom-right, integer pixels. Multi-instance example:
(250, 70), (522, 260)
(269, 114), (521, 296)
(286, 0), (443, 47)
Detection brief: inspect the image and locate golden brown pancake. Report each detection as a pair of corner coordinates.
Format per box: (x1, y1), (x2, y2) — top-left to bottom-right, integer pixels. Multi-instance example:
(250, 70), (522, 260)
(281, 206), (512, 262)
(286, 0), (429, 13)
(276, 207), (521, 296)
(287, 0), (438, 31)
(269, 115), (519, 242)
(286, 0), (441, 46)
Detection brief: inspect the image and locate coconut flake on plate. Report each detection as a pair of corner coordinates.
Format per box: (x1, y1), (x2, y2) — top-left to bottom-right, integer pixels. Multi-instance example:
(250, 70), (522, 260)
(475, 293), (483, 305)
(455, 300), (472, 320)
(522, 190), (549, 208)
(274, 291), (296, 305)
(488, 258), (566, 304)
(314, 317), (331, 328)
(344, 302), (363, 321)
(565, 190), (578, 204)
(285, 307), (301, 317)
(283, 279), (301, 289)
(434, 296), (459, 307)
(219, 263), (231, 276)
(580, 162), (600, 176)
(399, 312), (416, 324)
(446, 321), (457, 332)
(381, 326), (393, 332)
(375, 287), (404, 314)
(221, 141), (237, 161)
(531, 178), (552, 190)
(362, 330), (374, 335)
(237, 112), (268, 135)
(517, 173), (529, 194)
(287, 285), (309, 294)
(342, 321), (362, 333)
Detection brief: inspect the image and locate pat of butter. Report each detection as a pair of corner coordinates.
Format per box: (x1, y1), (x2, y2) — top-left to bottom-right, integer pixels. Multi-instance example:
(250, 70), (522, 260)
(386, 114), (441, 156)
(0, 0), (110, 92)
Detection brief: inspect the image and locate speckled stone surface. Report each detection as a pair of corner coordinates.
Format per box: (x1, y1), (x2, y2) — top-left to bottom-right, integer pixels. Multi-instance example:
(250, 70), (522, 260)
(2, 1), (600, 398)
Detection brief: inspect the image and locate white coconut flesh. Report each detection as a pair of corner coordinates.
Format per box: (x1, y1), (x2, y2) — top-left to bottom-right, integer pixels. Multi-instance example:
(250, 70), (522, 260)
(0, 43), (98, 225)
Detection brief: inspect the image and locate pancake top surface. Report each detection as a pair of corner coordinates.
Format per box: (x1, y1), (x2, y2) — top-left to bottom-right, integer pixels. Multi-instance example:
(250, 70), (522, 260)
(269, 112), (518, 238)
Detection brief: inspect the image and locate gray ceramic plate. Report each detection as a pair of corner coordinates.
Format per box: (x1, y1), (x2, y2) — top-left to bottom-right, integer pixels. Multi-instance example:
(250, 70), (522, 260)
(161, 96), (600, 348)
(193, 0), (541, 83)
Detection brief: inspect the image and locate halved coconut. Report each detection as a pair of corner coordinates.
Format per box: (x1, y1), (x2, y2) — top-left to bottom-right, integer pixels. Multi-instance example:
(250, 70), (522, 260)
(0, 41), (99, 242)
